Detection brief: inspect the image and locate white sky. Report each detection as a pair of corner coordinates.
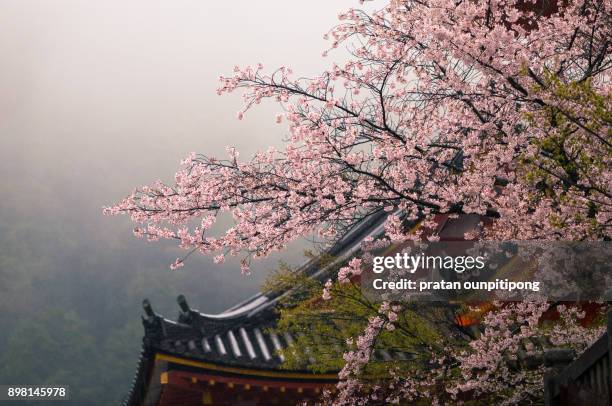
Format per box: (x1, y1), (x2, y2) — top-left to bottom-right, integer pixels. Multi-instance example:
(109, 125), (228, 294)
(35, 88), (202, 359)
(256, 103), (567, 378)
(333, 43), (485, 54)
(0, 0), (381, 312)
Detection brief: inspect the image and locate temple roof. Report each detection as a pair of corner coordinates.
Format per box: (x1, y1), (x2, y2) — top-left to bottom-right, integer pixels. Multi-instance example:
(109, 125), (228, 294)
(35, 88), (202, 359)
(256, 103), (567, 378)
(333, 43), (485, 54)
(141, 295), (292, 370)
(143, 210), (389, 365)
(122, 212), (485, 405)
(122, 211), (390, 405)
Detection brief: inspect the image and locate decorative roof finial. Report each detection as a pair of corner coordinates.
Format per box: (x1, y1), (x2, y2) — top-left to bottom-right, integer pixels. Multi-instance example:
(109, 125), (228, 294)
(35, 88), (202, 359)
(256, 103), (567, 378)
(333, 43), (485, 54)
(177, 294), (191, 313)
(142, 299), (155, 318)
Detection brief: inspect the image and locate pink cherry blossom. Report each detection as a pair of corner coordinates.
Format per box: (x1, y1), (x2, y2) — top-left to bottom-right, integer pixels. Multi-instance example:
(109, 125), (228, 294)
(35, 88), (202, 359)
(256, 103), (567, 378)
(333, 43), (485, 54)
(105, 0), (610, 403)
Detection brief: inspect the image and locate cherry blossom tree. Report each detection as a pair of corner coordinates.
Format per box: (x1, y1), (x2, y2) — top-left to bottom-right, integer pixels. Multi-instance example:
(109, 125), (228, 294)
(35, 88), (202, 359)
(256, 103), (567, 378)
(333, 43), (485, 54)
(106, 0), (610, 270)
(106, 0), (610, 403)
(327, 301), (605, 405)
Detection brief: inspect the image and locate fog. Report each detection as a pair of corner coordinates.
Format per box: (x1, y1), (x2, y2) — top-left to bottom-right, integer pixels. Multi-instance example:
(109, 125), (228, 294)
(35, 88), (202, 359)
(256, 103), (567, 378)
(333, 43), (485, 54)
(0, 0), (358, 309)
(0, 1), (364, 403)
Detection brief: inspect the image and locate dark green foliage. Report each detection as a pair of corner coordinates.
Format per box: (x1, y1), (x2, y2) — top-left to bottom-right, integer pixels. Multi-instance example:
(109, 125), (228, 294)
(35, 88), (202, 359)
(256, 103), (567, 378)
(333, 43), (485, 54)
(264, 262), (468, 383)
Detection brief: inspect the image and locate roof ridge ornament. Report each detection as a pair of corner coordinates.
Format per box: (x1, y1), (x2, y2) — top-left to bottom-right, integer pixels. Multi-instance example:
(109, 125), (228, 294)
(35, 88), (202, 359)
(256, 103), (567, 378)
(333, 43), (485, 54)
(141, 299), (165, 344)
(177, 294), (191, 313)
(142, 299), (156, 320)
(177, 294), (195, 325)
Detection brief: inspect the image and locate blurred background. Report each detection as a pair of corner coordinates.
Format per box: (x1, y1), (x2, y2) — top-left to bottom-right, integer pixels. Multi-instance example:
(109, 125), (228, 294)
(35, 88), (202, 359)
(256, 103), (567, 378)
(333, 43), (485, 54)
(0, 1), (364, 403)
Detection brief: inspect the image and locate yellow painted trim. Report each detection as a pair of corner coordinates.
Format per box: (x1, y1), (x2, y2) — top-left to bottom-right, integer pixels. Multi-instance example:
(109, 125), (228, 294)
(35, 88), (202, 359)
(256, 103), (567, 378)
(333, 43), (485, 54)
(155, 353), (337, 380)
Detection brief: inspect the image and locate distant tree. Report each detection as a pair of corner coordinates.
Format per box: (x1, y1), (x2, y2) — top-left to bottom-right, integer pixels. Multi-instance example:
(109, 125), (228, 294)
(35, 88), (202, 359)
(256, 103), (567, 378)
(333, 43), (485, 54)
(0, 308), (103, 405)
